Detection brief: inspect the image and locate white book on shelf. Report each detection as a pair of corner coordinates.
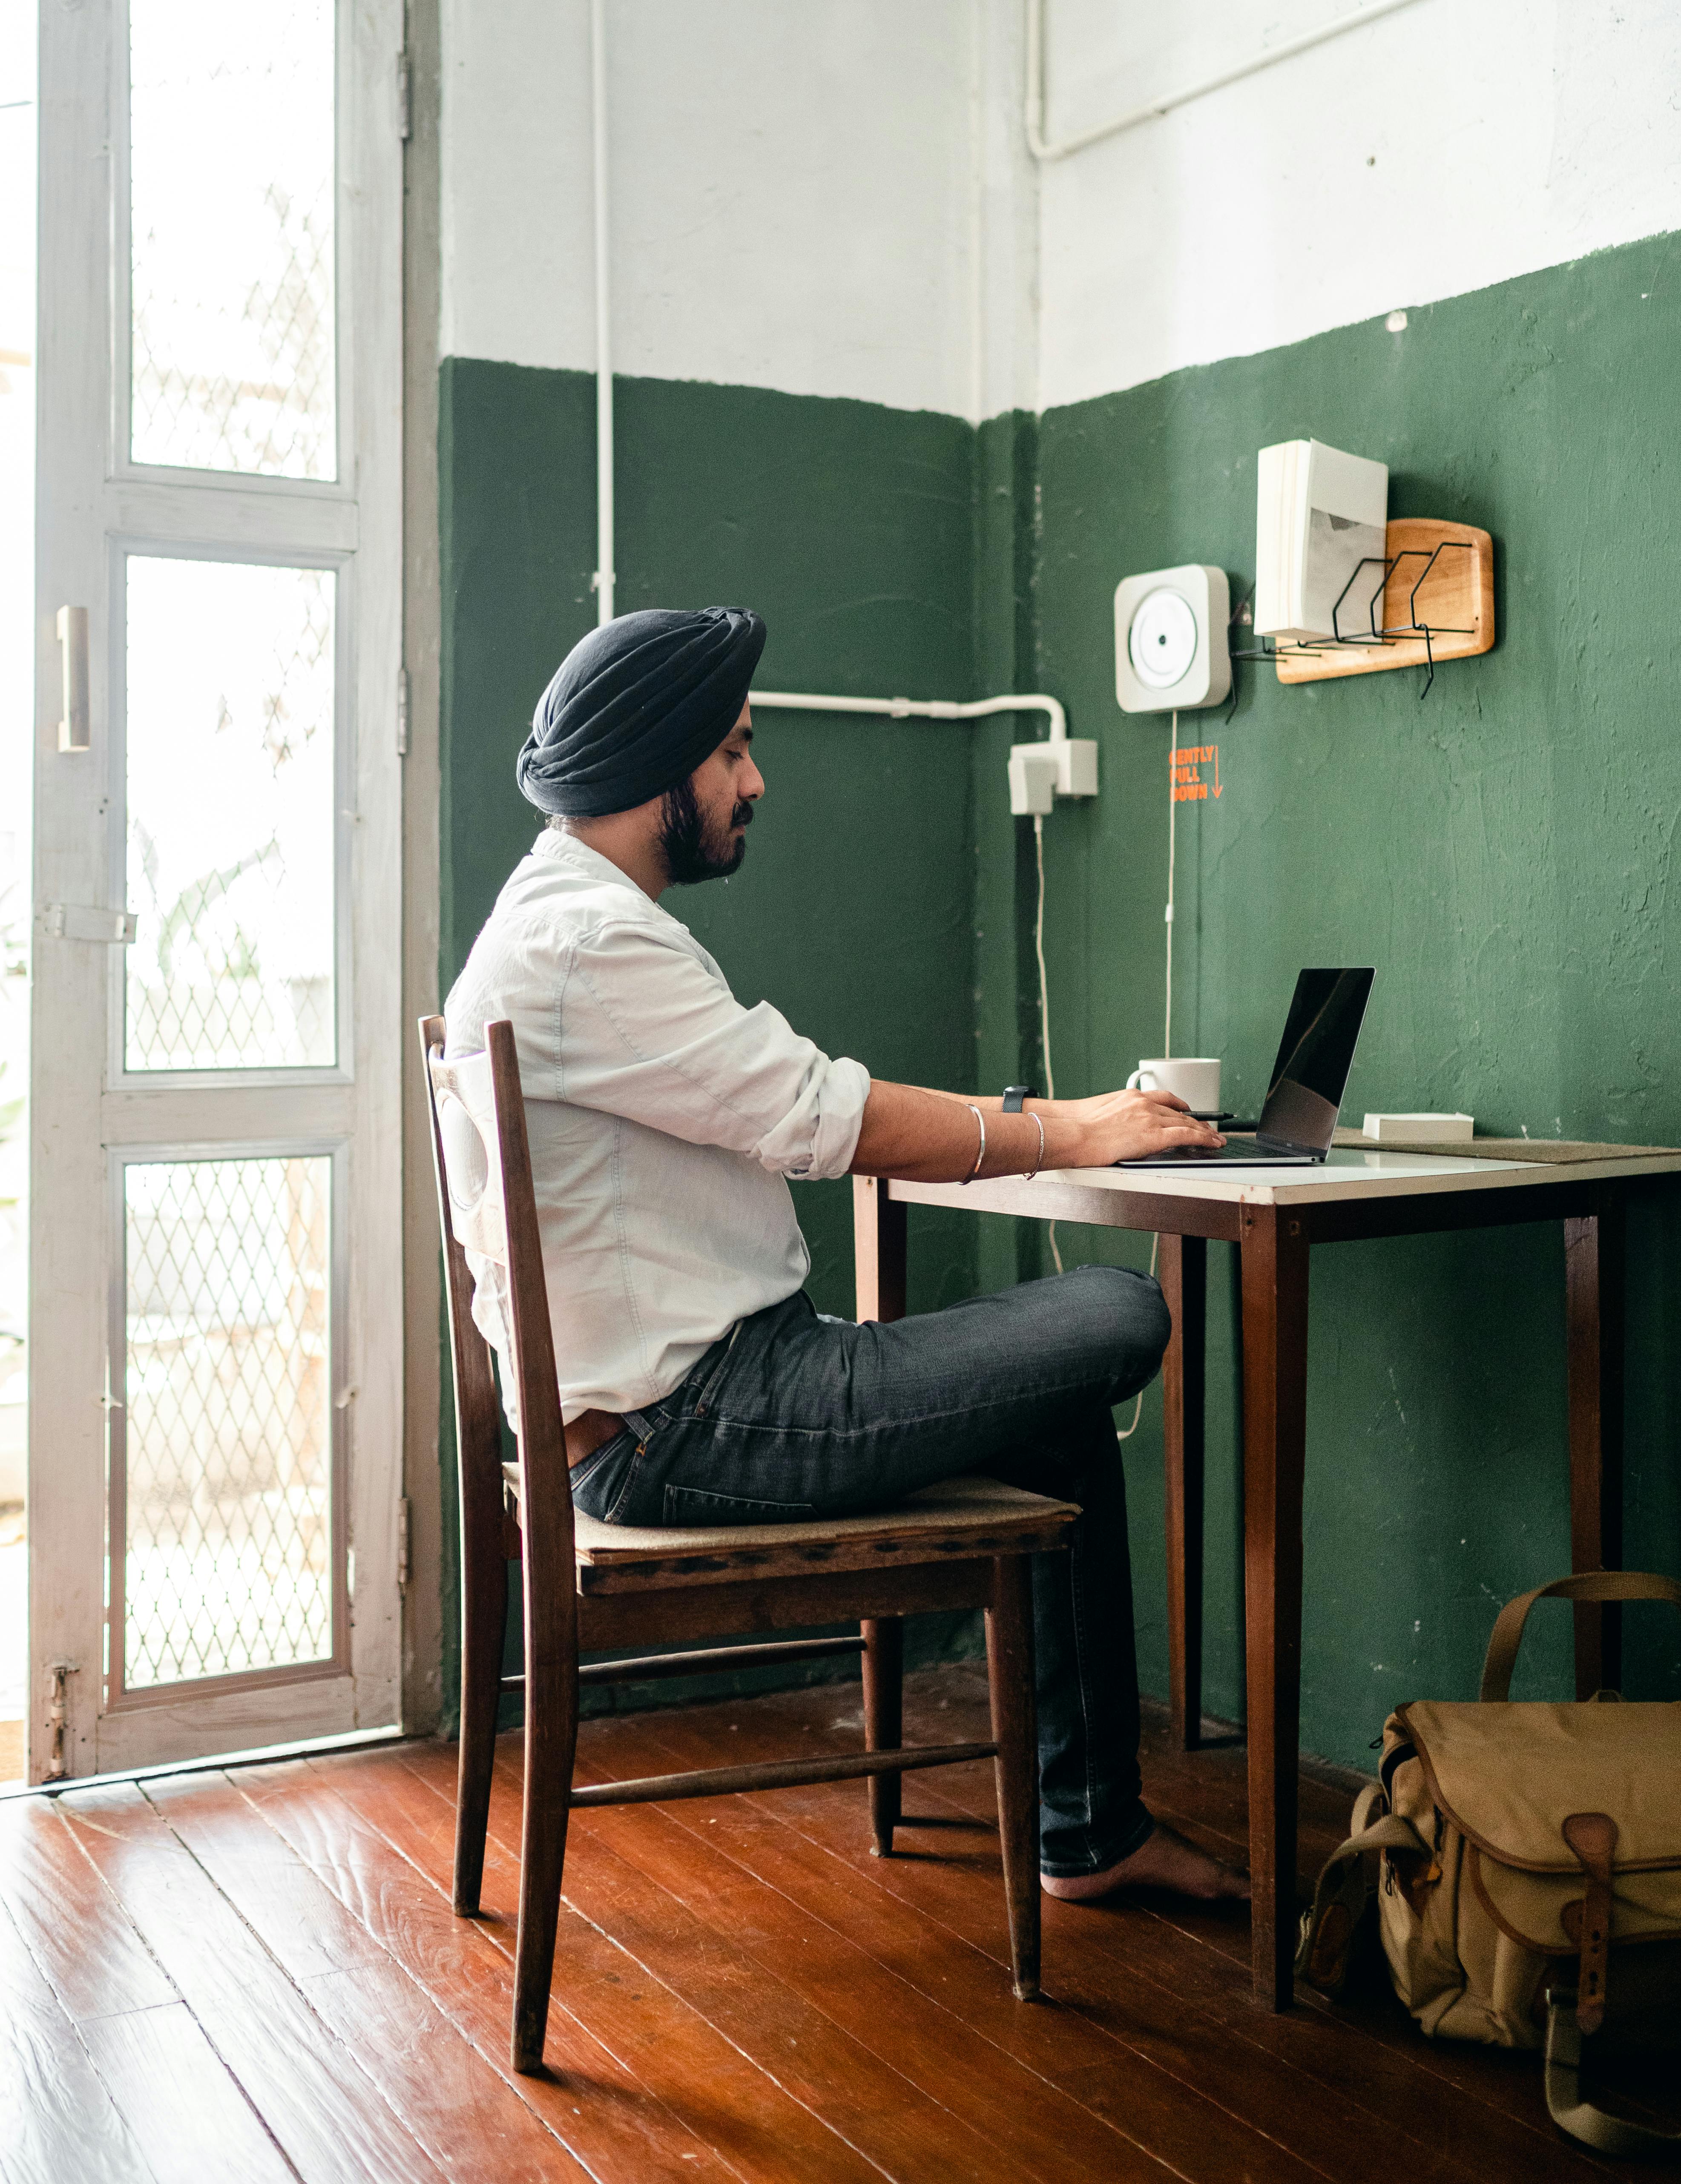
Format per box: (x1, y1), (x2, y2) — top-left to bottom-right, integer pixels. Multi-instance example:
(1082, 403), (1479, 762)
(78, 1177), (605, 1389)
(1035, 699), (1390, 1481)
(1255, 438), (1388, 643)
(1253, 439), (1299, 637)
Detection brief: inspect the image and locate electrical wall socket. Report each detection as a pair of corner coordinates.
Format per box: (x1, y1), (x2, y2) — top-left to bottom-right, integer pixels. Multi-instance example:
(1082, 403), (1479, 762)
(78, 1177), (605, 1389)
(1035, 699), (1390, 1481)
(1007, 738), (1098, 817)
(1007, 747), (1055, 815)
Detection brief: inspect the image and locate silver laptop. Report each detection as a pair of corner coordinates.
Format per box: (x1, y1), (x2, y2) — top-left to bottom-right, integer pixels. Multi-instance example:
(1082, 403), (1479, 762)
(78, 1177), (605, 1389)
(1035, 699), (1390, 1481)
(1119, 967), (1375, 1168)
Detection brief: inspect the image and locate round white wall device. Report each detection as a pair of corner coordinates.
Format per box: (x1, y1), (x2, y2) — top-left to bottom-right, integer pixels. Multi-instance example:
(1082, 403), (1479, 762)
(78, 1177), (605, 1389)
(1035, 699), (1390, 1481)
(1129, 587), (1200, 689)
(1114, 564), (1232, 713)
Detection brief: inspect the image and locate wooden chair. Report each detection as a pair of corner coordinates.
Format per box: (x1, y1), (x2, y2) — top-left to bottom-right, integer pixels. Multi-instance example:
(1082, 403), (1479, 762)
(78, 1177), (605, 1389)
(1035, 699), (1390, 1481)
(420, 1015), (1079, 2074)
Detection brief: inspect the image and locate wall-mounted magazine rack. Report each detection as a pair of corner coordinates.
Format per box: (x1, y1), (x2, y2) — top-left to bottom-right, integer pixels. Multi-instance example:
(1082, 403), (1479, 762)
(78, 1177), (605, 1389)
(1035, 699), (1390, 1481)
(1254, 518), (1494, 698)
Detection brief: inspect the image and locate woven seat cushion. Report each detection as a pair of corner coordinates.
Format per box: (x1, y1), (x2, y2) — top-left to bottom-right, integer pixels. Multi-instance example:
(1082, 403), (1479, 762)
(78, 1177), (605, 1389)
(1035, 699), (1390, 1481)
(500, 1467), (1078, 1564)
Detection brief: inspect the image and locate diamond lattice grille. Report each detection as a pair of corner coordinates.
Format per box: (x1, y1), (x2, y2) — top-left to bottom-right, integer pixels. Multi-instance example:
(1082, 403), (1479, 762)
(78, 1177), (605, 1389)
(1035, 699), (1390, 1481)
(123, 1157), (334, 1690)
(129, 0), (336, 479)
(126, 557), (336, 1073)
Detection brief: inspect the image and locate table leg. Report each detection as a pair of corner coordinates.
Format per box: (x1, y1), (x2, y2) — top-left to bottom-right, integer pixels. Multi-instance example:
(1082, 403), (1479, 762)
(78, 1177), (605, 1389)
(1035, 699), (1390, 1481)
(853, 1175), (907, 1325)
(1566, 1192), (1625, 1697)
(1239, 1205), (1310, 2009)
(1159, 1233), (1207, 1750)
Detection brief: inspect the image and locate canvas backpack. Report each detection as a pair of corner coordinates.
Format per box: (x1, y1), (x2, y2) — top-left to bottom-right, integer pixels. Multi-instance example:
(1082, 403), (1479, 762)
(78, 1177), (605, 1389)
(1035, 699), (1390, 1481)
(1297, 1571), (1681, 2158)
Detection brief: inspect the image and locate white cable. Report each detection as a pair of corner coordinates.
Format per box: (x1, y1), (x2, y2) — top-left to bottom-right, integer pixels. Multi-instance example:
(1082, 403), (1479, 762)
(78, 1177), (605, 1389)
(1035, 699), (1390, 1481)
(1034, 806), (1160, 1413)
(1034, 814), (1064, 1275)
(1120, 707), (1180, 1440)
(976, 627), (1178, 1437)
(1114, 1233), (1160, 1441)
(763, 688), (1078, 1279)
(1165, 708), (1177, 1057)
(1032, 815), (1056, 1103)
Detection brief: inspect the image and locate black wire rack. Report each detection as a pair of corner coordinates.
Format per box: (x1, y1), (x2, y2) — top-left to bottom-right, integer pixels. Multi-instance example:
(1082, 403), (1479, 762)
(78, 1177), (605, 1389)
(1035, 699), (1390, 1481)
(1230, 538), (1477, 699)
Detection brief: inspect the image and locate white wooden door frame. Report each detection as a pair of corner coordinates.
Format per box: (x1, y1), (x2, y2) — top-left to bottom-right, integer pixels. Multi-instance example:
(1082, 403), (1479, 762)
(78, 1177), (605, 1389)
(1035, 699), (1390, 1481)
(29, 0), (405, 1779)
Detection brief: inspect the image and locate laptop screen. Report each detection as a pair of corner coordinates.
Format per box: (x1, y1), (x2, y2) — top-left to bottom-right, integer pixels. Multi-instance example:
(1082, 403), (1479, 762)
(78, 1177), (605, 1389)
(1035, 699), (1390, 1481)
(1255, 968), (1375, 1154)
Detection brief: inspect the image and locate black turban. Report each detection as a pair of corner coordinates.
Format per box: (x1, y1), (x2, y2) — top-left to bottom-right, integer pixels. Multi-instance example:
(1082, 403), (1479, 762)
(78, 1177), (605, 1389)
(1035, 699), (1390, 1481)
(515, 606), (767, 818)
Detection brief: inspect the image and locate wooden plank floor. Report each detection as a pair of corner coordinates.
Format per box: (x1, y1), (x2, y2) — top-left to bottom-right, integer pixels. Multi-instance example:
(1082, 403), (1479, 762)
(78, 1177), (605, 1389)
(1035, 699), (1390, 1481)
(2, 1665), (1676, 2183)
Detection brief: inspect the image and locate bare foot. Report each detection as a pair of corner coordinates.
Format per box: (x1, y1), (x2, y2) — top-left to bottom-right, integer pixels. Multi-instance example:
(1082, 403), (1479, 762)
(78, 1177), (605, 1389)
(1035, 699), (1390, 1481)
(1042, 1822), (1250, 1904)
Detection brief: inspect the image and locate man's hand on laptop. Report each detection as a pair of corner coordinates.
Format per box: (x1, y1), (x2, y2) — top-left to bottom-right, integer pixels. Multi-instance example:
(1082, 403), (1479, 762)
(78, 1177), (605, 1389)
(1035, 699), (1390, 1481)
(1072, 1087), (1227, 1165)
(850, 1081), (1224, 1183)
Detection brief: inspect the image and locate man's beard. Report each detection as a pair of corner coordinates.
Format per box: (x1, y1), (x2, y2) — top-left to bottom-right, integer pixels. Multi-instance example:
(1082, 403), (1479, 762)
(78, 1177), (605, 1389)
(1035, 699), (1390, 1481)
(658, 775), (752, 885)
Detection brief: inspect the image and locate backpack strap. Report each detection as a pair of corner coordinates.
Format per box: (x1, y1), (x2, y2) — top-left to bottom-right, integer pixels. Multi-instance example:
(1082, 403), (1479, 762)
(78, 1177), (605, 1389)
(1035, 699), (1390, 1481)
(1546, 1994), (1681, 2157)
(1479, 1572), (1681, 1702)
(1295, 1789), (1430, 1995)
(1560, 1812), (1617, 2035)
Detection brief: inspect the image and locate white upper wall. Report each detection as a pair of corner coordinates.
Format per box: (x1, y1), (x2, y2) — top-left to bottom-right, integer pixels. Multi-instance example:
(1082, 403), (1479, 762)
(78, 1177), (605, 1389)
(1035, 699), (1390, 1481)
(440, 0), (1037, 420)
(440, 0), (1681, 423)
(1035, 0), (1681, 411)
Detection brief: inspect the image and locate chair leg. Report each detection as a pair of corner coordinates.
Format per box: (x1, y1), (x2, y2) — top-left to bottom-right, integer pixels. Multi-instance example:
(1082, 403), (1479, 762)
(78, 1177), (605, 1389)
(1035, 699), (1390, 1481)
(861, 1616), (904, 1855)
(986, 1554), (1041, 2001)
(512, 1688), (575, 2073)
(454, 1493), (509, 1916)
(511, 1507), (580, 2074)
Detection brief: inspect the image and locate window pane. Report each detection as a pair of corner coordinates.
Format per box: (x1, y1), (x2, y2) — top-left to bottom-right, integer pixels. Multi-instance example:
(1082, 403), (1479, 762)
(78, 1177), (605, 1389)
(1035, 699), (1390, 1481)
(129, 0), (336, 478)
(123, 1156), (334, 1690)
(125, 557), (337, 1073)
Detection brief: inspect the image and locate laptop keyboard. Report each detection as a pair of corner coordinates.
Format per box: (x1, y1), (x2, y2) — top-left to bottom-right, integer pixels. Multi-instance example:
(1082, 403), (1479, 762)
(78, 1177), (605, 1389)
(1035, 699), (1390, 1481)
(1119, 1136), (1319, 1167)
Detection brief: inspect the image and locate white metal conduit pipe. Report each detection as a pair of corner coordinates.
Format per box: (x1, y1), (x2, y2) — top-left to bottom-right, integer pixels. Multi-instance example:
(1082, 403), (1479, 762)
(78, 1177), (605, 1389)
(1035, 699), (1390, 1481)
(754, 692), (1095, 818)
(753, 689), (1067, 741)
(1024, 0), (1427, 164)
(590, 0), (614, 624)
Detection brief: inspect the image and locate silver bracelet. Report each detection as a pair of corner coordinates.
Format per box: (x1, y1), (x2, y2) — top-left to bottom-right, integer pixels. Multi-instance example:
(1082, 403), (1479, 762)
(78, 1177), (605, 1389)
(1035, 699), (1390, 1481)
(961, 1102), (986, 1183)
(1023, 1110), (1045, 1180)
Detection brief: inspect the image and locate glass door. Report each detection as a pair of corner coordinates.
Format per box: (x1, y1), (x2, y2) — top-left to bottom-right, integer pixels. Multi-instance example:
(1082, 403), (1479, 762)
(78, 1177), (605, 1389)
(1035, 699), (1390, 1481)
(0, 1), (36, 1787)
(29, 0), (403, 1776)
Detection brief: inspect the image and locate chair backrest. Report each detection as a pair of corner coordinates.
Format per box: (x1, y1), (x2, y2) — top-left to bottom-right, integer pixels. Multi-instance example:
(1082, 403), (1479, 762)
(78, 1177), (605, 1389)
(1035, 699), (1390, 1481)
(420, 1015), (573, 1515)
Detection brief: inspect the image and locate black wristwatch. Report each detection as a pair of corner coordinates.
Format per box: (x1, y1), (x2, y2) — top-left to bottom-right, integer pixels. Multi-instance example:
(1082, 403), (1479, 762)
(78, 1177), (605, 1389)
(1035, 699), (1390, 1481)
(1001, 1084), (1039, 1112)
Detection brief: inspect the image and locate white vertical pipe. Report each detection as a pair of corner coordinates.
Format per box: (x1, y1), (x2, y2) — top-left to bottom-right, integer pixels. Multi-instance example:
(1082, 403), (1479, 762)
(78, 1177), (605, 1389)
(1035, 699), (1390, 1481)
(590, 0), (615, 624)
(967, 2), (984, 428)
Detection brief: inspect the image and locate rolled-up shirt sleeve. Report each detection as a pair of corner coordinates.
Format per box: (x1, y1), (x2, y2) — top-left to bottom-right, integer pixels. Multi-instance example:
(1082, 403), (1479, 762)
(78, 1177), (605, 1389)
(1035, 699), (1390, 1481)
(557, 921), (869, 1180)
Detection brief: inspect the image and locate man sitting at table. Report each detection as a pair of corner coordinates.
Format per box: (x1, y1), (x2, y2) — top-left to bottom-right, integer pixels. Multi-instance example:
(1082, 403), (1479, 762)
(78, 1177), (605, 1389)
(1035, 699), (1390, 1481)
(445, 606), (1245, 1906)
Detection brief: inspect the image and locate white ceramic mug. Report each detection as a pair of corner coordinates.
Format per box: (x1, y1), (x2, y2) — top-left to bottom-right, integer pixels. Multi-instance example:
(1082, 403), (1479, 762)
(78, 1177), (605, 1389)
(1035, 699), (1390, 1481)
(1126, 1057), (1221, 1113)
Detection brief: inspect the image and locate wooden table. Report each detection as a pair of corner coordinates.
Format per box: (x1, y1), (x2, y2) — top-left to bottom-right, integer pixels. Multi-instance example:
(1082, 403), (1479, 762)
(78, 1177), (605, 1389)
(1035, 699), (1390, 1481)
(851, 1143), (1681, 2008)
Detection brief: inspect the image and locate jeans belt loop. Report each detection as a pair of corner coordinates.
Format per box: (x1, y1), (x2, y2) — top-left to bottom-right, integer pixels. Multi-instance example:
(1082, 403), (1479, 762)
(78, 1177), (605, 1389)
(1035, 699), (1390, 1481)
(694, 1321), (743, 1417)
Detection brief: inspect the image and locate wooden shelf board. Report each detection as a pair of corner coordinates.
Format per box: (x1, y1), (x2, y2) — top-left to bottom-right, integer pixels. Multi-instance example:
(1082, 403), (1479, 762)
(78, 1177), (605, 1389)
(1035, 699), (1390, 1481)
(1275, 517), (1494, 684)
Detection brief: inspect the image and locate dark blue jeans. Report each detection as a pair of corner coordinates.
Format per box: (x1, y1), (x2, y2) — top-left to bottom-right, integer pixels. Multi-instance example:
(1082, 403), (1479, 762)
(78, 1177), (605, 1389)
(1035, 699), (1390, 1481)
(569, 1266), (1172, 1877)
(567, 1266), (1170, 1878)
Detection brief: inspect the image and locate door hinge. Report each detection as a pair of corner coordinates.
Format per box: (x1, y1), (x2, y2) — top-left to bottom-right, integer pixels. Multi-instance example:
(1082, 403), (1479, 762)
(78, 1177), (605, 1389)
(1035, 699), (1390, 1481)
(397, 1496), (412, 1590)
(396, 665), (410, 757)
(397, 49), (411, 141)
(45, 904), (138, 944)
(44, 1660), (80, 1782)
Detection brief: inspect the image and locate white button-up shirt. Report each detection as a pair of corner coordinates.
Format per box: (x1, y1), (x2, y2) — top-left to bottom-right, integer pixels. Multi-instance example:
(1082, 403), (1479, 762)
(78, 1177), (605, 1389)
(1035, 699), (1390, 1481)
(444, 828), (870, 1423)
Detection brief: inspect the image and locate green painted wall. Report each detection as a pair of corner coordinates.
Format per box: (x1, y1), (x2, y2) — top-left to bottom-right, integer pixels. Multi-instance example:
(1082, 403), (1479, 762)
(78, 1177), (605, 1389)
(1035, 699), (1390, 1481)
(437, 231), (1681, 1758)
(994, 231), (1681, 1757)
(439, 359), (984, 1314)
(437, 360), (993, 1721)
